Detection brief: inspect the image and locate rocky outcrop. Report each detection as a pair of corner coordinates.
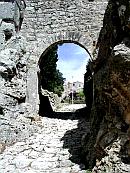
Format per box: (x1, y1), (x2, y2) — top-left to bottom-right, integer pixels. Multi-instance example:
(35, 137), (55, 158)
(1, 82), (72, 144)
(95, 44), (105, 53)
(0, 1), (26, 50)
(83, 0), (130, 172)
(0, 35), (43, 146)
(40, 89), (61, 112)
(0, 35), (27, 110)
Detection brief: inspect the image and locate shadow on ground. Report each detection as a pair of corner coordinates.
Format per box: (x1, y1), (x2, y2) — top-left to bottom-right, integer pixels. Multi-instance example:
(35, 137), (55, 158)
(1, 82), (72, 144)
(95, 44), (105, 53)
(41, 104), (90, 170)
(41, 106), (88, 120)
(61, 117), (90, 168)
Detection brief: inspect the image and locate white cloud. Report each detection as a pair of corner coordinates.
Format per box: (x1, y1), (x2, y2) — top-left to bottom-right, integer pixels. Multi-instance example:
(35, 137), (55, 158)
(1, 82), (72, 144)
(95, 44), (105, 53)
(57, 57), (88, 83)
(74, 48), (87, 55)
(57, 43), (90, 83)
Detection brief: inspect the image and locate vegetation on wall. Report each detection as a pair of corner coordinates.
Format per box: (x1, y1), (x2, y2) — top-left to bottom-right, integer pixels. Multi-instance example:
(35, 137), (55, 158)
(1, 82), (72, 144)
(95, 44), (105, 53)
(39, 45), (65, 97)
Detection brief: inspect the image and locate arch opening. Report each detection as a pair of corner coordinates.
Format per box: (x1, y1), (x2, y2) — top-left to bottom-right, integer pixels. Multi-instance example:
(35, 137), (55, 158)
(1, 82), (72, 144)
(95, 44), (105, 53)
(38, 40), (92, 116)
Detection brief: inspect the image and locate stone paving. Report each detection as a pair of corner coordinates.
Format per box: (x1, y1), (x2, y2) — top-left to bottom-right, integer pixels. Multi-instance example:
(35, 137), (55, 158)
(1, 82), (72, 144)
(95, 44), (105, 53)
(0, 104), (89, 173)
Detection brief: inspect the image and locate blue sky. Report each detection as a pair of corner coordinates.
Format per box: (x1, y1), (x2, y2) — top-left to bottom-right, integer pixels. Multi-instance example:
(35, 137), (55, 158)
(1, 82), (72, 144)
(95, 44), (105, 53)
(57, 43), (90, 82)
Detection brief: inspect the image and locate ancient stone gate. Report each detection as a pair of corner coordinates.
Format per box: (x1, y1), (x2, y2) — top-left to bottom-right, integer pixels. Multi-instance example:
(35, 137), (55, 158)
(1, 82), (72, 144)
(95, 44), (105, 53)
(0, 0), (108, 113)
(21, 0), (108, 56)
(20, 0), (108, 111)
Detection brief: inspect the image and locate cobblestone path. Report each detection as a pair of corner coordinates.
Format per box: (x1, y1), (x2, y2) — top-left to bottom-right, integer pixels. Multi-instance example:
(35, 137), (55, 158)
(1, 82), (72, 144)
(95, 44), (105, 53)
(0, 104), (89, 173)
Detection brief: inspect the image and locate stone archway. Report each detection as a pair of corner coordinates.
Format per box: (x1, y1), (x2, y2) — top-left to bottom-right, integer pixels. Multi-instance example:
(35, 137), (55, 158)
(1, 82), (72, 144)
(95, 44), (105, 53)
(25, 34), (94, 114)
(20, 0), (108, 113)
(38, 40), (92, 65)
(37, 40), (92, 116)
(20, 0), (108, 59)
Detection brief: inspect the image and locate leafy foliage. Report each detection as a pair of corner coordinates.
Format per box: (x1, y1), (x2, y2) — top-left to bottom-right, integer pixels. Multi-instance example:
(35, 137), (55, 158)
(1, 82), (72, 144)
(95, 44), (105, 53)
(40, 45), (65, 97)
(86, 170), (92, 173)
(77, 90), (85, 98)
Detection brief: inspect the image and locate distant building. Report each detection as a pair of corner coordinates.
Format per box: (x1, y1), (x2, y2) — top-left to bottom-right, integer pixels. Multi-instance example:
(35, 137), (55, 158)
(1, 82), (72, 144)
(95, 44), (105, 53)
(73, 81), (84, 92)
(62, 81), (84, 99)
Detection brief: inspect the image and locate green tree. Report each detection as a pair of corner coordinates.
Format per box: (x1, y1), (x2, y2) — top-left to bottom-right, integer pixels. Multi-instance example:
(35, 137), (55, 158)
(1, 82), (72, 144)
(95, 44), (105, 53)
(40, 45), (65, 96)
(77, 90), (85, 98)
(54, 69), (65, 96)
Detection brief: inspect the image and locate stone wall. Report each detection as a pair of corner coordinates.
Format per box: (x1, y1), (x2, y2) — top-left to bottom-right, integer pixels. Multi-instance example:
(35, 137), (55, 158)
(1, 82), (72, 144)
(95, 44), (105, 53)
(21, 0), (108, 56)
(0, 1), (15, 49)
(1, 1), (130, 171)
(1, 0), (107, 113)
(0, 0), (26, 50)
(0, 0), (109, 145)
(20, 0), (108, 110)
(0, 1), (41, 145)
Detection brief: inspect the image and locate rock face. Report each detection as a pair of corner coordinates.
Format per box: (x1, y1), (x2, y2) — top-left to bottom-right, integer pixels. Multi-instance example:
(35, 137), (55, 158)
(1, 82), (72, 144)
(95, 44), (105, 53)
(83, 0), (130, 172)
(0, 0), (130, 172)
(0, 1), (26, 49)
(39, 89), (61, 116)
(0, 35), (27, 109)
(0, 35), (43, 145)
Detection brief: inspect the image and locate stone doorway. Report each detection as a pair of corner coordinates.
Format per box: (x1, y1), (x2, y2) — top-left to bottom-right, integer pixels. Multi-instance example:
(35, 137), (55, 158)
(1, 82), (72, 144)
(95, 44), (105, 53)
(38, 40), (91, 116)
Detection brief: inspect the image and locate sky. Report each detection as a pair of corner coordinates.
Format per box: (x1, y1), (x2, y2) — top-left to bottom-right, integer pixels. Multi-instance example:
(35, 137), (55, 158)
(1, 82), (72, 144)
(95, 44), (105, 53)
(57, 43), (90, 83)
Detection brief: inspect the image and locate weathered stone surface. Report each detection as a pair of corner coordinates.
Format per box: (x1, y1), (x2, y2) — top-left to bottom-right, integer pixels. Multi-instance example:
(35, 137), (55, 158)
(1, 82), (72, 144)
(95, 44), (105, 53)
(1, 0), (130, 172)
(0, 2), (14, 19)
(0, 0), (108, 116)
(0, 36), (26, 105)
(20, 0), (108, 109)
(41, 89), (61, 111)
(0, 143), (6, 154)
(0, 105), (89, 173)
(0, 35), (43, 145)
(83, 0), (130, 172)
(0, 1), (26, 50)
(13, 155), (33, 169)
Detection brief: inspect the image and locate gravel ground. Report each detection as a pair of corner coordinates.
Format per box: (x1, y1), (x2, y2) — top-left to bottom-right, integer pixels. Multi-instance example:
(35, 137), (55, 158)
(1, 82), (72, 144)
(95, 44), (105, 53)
(0, 104), (89, 173)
